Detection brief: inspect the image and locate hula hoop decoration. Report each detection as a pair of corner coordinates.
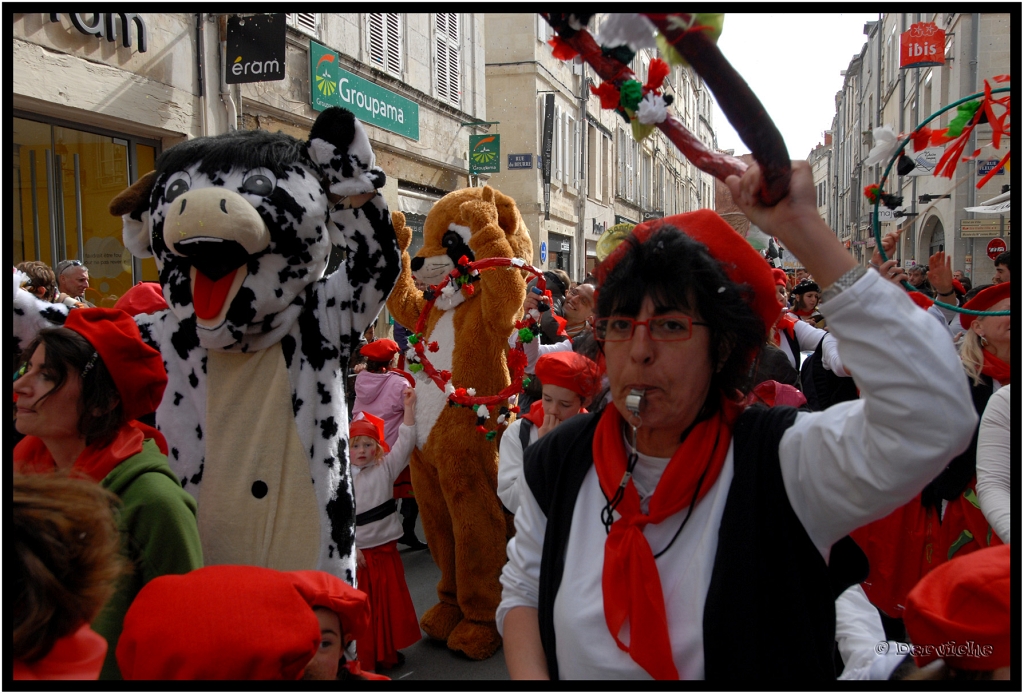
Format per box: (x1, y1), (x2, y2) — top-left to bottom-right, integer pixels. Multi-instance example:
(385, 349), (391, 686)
(405, 257), (548, 440)
(870, 76), (1011, 318)
(542, 13), (791, 206)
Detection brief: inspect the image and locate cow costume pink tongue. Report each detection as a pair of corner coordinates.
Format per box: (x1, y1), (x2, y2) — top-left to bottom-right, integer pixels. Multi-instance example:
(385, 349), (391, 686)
(192, 269), (239, 320)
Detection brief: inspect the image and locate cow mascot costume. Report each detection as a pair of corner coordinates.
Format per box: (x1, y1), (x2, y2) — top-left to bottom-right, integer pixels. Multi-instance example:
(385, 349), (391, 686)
(387, 186), (532, 660)
(13, 107), (400, 586)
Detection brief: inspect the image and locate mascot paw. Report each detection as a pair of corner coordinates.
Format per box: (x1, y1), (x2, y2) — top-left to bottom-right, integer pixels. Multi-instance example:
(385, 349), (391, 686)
(420, 601), (464, 642)
(459, 195), (499, 232)
(447, 619), (502, 661)
(392, 210), (412, 253)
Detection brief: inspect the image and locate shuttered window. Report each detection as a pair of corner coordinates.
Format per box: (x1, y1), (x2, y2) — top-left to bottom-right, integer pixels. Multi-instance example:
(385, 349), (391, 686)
(435, 13), (461, 107)
(286, 13), (319, 37)
(367, 13), (402, 77)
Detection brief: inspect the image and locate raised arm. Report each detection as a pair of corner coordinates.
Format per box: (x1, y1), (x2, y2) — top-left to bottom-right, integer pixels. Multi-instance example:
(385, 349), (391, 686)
(458, 188), (527, 335)
(385, 211), (427, 332)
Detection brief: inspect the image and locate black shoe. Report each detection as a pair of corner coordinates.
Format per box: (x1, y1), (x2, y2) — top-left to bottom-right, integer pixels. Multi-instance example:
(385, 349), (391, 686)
(398, 534), (428, 551)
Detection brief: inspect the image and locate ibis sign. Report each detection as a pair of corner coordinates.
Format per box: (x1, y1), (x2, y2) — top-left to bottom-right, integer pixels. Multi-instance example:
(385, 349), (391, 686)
(900, 22), (945, 69)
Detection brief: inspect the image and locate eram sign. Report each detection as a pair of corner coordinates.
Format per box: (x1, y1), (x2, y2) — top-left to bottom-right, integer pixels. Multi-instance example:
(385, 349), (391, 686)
(226, 14), (286, 84)
(900, 22), (945, 69)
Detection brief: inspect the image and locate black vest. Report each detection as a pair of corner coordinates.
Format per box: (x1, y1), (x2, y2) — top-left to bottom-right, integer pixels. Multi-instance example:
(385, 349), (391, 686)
(800, 336), (859, 411)
(523, 405), (867, 681)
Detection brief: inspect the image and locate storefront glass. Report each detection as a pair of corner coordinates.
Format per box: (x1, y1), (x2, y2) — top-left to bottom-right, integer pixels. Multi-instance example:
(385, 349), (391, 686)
(13, 116), (159, 306)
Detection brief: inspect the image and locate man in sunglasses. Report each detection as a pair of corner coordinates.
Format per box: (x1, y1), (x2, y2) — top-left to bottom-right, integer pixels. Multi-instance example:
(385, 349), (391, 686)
(55, 259), (95, 308)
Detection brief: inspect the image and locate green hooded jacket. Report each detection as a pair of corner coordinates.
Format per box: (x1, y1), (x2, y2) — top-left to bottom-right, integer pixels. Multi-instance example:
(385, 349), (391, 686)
(92, 439), (203, 680)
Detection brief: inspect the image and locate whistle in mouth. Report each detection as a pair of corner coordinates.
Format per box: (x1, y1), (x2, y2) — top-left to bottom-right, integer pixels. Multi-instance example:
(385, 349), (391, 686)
(625, 389), (645, 417)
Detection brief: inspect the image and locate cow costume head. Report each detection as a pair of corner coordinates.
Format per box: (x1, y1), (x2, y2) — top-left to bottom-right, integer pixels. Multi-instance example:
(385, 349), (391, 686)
(111, 108), (385, 351)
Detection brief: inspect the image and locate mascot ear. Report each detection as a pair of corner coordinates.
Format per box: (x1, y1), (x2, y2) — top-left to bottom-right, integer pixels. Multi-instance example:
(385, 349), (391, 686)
(307, 107), (387, 198)
(492, 188), (533, 261)
(110, 171), (156, 258)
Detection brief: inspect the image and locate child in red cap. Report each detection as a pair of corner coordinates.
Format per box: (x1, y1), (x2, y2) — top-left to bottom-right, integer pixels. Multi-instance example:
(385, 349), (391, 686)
(116, 565), (386, 680)
(498, 351), (600, 514)
(349, 390), (422, 671)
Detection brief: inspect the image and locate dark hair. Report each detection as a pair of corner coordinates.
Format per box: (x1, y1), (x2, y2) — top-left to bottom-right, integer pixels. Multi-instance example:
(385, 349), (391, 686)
(959, 276), (973, 294)
(596, 227), (767, 399)
(364, 359), (391, 374)
(994, 251), (1010, 270)
(19, 328), (125, 446)
(13, 473), (126, 663)
(964, 283), (993, 302)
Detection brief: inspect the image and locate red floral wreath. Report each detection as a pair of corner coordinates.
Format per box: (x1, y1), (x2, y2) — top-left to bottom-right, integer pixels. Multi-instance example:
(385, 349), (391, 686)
(404, 257), (548, 439)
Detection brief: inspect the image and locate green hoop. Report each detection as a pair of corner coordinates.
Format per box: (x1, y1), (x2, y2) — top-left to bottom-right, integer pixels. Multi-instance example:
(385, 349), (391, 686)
(872, 86), (1011, 317)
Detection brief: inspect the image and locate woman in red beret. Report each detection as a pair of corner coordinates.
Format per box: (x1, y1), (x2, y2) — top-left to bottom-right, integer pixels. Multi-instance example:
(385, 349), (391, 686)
(497, 351), (600, 514)
(13, 308), (203, 680)
(497, 161), (978, 681)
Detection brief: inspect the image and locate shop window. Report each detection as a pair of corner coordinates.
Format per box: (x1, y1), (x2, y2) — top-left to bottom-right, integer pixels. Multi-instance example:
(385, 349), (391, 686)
(13, 115), (159, 307)
(435, 13), (461, 108)
(367, 13), (402, 77)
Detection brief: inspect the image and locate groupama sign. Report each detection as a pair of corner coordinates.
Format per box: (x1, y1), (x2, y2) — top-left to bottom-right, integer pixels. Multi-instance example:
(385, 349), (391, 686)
(310, 40), (419, 141)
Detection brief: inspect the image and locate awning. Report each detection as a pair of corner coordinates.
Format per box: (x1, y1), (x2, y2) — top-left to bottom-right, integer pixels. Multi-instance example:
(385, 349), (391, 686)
(397, 190), (439, 217)
(964, 200), (1011, 214)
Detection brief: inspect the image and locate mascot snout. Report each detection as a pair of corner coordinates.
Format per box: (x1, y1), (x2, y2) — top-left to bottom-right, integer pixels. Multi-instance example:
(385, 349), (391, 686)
(165, 187), (270, 325)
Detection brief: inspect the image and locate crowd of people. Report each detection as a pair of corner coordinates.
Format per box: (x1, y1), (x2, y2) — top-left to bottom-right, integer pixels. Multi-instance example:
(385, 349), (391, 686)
(12, 158), (1011, 681)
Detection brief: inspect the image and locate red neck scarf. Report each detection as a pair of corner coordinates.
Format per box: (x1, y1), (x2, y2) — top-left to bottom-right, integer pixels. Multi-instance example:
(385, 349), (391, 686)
(592, 398), (741, 680)
(773, 313), (798, 347)
(522, 402), (546, 428)
(14, 421), (167, 482)
(793, 307), (814, 318)
(981, 351), (1011, 385)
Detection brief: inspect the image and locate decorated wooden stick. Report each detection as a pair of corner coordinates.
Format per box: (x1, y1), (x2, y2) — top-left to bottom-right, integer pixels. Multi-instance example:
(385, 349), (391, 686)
(543, 13), (791, 206)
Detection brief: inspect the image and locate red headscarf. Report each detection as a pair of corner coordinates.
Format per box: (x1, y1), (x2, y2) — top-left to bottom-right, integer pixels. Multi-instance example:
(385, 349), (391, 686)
(534, 351), (601, 399)
(349, 411), (390, 453)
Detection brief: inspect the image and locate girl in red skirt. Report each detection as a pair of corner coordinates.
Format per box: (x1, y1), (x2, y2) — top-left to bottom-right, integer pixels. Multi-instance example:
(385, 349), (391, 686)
(350, 392), (421, 671)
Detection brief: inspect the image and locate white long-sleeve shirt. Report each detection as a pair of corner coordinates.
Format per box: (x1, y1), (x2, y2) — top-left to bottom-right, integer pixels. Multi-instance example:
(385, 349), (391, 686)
(835, 585), (905, 680)
(497, 417), (540, 514)
(497, 269), (977, 679)
(353, 423), (415, 549)
(976, 384), (1011, 543)
(781, 316), (849, 377)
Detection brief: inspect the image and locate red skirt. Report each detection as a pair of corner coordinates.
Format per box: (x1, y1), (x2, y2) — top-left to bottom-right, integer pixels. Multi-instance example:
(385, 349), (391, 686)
(356, 541), (421, 670)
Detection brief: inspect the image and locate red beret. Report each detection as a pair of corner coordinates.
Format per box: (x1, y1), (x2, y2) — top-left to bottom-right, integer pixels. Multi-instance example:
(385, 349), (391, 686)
(113, 282), (168, 317)
(772, 268), (788, 287)
(903, 544), (1010, 671)
(907, 291), (935, 311)
(951, 279), (965, 295)
(535, 351), (601, 399)
(595, 210), (782, 338)
(360, 339), (400, 362)
(116, 565), (369, 679)
(350, 411), (389, 453)
(63, 308), (166, 422)
(960, 282), (1011, 329)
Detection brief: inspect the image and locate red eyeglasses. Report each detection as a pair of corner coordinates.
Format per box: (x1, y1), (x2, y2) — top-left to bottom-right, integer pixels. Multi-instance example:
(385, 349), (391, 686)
(593, 315), (710, 342)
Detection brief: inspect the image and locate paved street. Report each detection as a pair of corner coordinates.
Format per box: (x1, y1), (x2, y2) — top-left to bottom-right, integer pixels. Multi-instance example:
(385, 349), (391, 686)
(383, 521), (510, 681)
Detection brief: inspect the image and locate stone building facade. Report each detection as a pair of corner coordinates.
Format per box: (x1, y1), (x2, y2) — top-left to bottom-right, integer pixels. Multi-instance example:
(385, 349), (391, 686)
(13, 12), (489, 306)
(830, 12), (1011, 278)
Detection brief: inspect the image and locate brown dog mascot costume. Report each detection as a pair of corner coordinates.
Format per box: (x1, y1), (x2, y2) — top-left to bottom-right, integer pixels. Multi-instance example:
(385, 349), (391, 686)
(387, 186), (531, 660)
